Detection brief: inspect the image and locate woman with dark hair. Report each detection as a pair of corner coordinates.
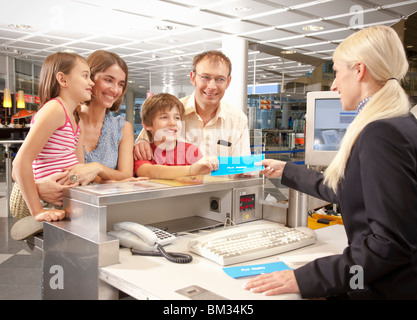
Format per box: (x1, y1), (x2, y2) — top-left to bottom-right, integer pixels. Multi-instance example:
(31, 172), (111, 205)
(63, 50), (135, 185)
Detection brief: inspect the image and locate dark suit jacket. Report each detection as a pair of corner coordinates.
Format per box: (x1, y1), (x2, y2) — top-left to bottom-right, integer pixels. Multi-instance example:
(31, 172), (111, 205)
(282, 114), (417, 299)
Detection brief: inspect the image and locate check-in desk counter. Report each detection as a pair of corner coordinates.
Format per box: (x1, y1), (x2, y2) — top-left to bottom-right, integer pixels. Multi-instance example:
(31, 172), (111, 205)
(42, 176), (347, 300)
(99, 223), (346, 300)
(43, 176), (264, 299)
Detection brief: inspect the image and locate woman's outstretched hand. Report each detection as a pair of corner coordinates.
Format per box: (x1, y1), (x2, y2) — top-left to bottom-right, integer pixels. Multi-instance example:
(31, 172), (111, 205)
(242, 270), (300, 296)
(255, 159), (287, 178)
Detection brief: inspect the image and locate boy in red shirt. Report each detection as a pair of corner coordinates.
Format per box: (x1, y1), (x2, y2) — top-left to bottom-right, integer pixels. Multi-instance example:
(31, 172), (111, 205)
(134, 93), (218, 179)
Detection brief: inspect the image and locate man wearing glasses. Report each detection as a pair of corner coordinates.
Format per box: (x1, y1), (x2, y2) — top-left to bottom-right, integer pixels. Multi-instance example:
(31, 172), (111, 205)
(134, 50), (251, 162)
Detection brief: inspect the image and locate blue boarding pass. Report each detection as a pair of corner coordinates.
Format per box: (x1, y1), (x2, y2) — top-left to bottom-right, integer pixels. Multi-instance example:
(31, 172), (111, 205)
(211, 154), (264, 176)
(223, 261), (292, 279)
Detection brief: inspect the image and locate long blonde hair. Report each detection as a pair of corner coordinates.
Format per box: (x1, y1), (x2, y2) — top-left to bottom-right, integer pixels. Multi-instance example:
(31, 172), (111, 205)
(324, 25), (411, 192)
(38, 52), (85, 106)
(38, 52), (85, 123)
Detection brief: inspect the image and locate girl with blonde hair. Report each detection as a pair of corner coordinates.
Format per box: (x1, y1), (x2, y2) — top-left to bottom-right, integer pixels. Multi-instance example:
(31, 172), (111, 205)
(12, 52), (93, 225)
(244, 25), (417, 299)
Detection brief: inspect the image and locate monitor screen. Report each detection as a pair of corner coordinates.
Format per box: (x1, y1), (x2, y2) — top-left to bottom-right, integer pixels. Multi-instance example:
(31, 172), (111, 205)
(305, 91), (357, 166)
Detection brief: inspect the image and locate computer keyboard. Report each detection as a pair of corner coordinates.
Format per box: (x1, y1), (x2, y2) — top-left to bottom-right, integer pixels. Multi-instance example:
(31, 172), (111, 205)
(188, 223), (317, 266)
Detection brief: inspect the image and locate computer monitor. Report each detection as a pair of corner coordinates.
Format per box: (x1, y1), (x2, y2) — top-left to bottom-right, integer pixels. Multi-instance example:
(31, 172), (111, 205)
(305, 91), (357, 166)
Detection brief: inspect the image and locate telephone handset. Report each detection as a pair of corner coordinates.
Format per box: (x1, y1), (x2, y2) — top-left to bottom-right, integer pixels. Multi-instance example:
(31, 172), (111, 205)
(110, 221), (176, 249)
(108, 221), (192, 264)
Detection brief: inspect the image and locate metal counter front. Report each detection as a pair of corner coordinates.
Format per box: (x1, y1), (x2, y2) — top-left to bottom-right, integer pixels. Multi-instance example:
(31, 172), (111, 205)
(42, 175), (265, 299)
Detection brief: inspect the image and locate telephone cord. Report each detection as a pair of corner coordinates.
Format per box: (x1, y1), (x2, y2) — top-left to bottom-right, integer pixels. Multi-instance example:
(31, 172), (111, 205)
(130, 245), (193, 264)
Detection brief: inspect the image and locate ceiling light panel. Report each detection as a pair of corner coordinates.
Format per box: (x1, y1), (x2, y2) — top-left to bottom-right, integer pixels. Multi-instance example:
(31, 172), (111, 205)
(205, 20), (266, 34)
(385, 2), (417, 17)
(327, 7), (402, 27)
(89, 36), (136, 47)
(22, 35), (69, 46)
(0, 1), (48, 30)
(288, 20), (338, 34)
(302, 25), (324, 31)
(66, 41), (110, 51)
(165, 0), (207, 6)
(5, 41), (50, 51)
(268, 0), (330, 9)
(290, 41), (337, 51)
(278, 36), (322, 48)
(0, 0), (416, 90)
(296, 0), (371, 17)
(0, 27), (32, 39)
(42, 29), (94, 40)
(307, 28), (355, 42)
(202, 0), (277, 17)
(140, 31), (220, 48)
(120, 42), (166, 53)
(244, 28), (300, 42)
(114, 0), (232, 27)
(249, 9), (311, 26)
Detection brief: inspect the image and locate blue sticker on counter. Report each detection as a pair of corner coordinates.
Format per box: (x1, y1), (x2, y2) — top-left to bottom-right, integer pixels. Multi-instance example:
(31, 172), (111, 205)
(211, 154), (265, 176)
(223, 261), (292, 279)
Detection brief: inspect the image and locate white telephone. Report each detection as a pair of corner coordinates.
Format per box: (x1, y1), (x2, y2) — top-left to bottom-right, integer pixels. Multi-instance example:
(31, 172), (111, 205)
(109, 221), (176, 250)
(108, 221), (192, 264)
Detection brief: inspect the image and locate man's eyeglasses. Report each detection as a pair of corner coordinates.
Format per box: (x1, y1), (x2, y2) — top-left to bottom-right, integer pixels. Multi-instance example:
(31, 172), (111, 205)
(194, 72), (228, 85)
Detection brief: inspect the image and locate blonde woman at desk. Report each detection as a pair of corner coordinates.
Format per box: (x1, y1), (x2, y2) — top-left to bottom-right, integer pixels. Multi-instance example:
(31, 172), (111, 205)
(244, 26), (417, 299)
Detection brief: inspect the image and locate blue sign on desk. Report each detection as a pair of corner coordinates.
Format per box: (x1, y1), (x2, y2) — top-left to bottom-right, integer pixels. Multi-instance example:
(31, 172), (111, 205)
(211, 154), (264, 176)
(223, 261), (292, 279)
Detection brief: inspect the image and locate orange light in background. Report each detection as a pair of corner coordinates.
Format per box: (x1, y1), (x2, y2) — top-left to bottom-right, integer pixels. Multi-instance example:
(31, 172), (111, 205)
(17, 90), (25, 109)
(3, 89), (12, 108)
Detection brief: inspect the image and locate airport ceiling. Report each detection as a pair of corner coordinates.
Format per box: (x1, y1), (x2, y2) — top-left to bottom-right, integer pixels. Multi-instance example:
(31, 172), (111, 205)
(1, 0), (416, 93)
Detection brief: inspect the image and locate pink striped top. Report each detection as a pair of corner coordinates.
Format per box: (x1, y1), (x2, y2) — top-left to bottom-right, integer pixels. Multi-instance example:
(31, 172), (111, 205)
(32, 99), (80, 180)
